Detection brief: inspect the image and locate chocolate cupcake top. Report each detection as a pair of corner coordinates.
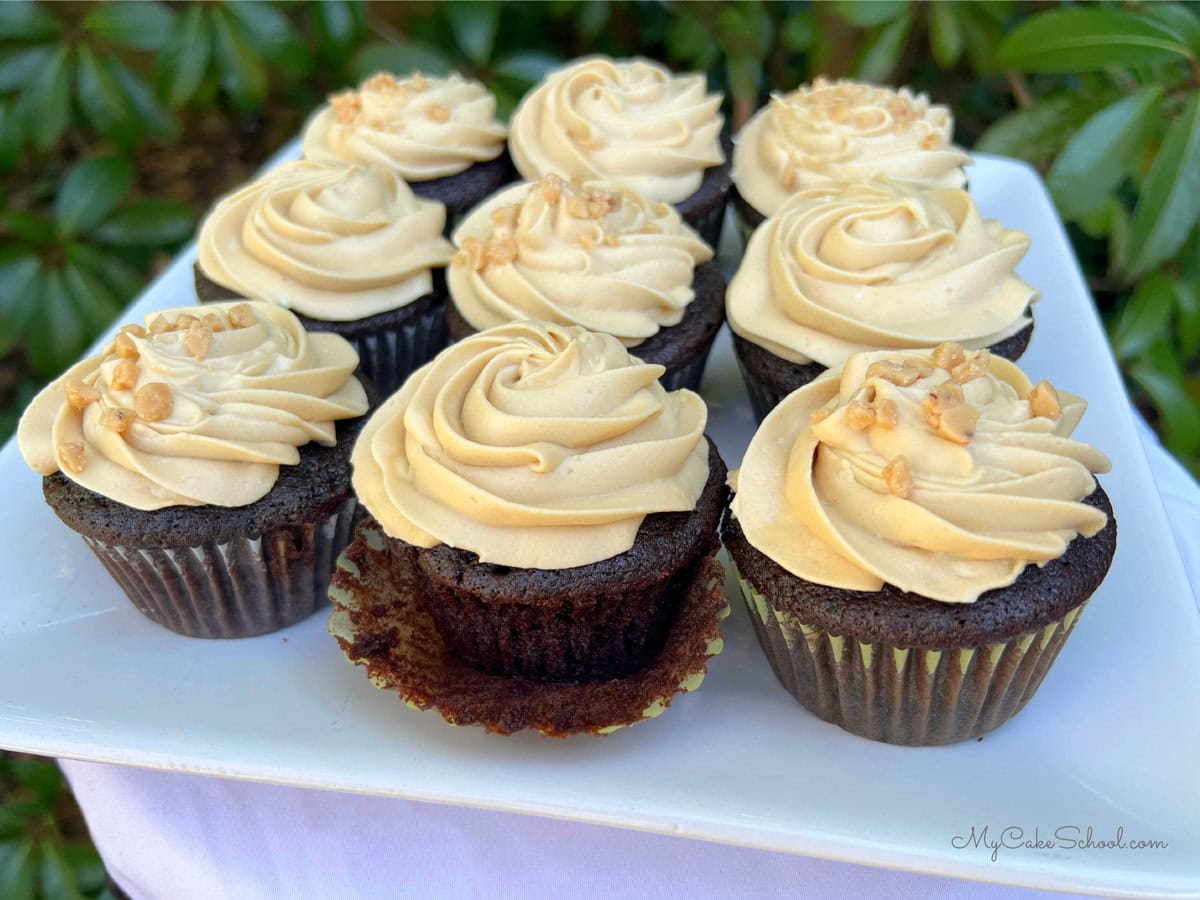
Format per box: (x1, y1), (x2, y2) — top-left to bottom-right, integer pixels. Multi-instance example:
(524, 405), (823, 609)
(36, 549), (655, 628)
(448, 175), (712, 347)
(17, 301), (368, 510)
(730, 344), (1111, 603)
(726, 179), (1035, 368)
(352, 321), (709, 569)
(733, 77), (970, 217)
(302, 72), (507, 180)
(508, 56), (725, 205)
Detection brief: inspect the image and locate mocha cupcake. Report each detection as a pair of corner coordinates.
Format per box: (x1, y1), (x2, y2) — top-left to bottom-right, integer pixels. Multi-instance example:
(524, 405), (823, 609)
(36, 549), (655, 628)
(732, 77), (970, 238)
(445, 175), (725, 391)
(508, 56), (731, 247)
(723, 344), (1116, 745)
(727, 179), (1036, 420)
(195, 160), (453, 396)
(17, 301), (370, 639)
(301, 71), (511, 228)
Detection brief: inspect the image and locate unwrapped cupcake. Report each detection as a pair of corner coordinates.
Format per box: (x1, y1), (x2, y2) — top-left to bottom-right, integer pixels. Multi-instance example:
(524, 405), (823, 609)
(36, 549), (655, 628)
(445, 175), (725, 391)
(195, 159), (454, 396)
(723, 343), (1116, 745)
(727, 178), (1036, 420)
(508, 56), (731, 246)
(17, 301), (370, 638)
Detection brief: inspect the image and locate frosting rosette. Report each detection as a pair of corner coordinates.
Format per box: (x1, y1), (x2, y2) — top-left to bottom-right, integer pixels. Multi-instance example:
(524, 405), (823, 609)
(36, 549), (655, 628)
(733, 77), (970, 216)
(730, 344), (1111, 604)
(18, 301), (368, 510)
(352, 322), (710, 569)
(727, 179), (1035, 367)
(448, 176), (713, 346)
(197, 160), (453, 322)
(301, 71), (507, 180)
(508, 56), (725, 205)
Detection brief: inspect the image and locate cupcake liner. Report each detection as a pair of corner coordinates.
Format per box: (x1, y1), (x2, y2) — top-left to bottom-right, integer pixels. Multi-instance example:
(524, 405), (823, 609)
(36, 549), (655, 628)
(83, 497), (358, 639)
(659, 338), (719, 393)
(683, 200), (729, 249)
(341, 300), (447, 398)
(734, 566), (1090, 745)
(735, 354), (790, 422)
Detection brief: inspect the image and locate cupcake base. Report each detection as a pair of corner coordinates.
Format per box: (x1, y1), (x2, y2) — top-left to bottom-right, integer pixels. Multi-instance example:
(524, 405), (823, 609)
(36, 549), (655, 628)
(328, 519), (729, 736)
(676, 135), (733, 248)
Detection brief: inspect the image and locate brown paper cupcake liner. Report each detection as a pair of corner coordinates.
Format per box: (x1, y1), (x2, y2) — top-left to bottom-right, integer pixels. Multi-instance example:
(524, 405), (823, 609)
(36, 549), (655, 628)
(83, 497), (358, 639)
(328, 520), (730, 736)
(734, 566), (1090, 745)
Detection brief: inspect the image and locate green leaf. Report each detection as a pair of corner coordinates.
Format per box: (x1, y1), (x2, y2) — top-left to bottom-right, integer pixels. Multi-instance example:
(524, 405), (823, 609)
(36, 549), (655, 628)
(833, 0), (909, 28)
(55, 156), (133, 237)
(83, 1), (174, 51)
(0, 2), (61, 41)
(2, 209), (55, 245)
(312, 0), (364, 61)
(351, 42), (453, 81)
(0, 46), (52, 93)
(0, 808), (26, 841)
(974, 92), (1109, 166)
(155, 4), (211, 110)
(1111, 271), (1175, 360)
(1175, 279), (1200, 359)
(0, 99), (24, 172)
(108, 57), (177, 142)
(38, 840), (83, 900)
(1109, 198), (1131, 275)
(7, 760), (62, 806)
(63, 845), (105, 896)
(1142, 3), (1200, 56)
(995, 9), (1194, 73)
(0, 254), (40, 355)
(493, 51), (562, 87)
(665, 15), (719, 70)
(1124, 94), (1200, 278)
(66, 243), (144, 302)
(27, 269), (88, 376)
(852, 13), (912, 83)
(1181, 224), (1200, 282)
(0, 840), (36, 900)
(75, 46), (141, 149)
(224, 2), (310, 78)
(92, 200), (195, 247)
(717, 3), (775, 58)
(210, 7), (267, 110)
(726, 54), (762, 101)
(63, 261), (124, 334)
(781, 12), (817, 53)
(449, 1), (499, 66)
(957, 2), (1005, 74)
(929, 1), (963, 68)
(1047, 87), (1162, 222)
(18, 46), (70, 152)
(1130, 360), (1200, 457)
(577, 0), (609, 41)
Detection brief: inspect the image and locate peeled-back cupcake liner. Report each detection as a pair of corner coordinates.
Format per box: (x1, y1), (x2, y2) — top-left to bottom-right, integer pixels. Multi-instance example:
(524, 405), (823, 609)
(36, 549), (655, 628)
(341, 299), (447, 399)
(733, 565), (1091, 746)
(83, 497), (358, 639)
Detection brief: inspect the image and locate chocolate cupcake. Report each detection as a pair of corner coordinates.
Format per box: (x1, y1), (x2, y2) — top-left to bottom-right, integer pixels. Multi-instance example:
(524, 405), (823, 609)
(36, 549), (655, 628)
(301, 71), (512, 229)
(727, 179), (1036, 421)
(445, 175), (725, 391)
(341, 322), (730, 731)
(195, 160), (453, 397)
(16, 301), (370, 638)
(731, 77), (970, 240)
(724, 344), (1115, 745)
(508, 56), (731, 247)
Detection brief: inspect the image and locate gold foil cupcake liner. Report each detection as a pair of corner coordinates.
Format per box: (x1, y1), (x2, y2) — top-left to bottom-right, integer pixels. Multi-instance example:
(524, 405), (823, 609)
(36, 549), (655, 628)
(733, 566), (1089, 745)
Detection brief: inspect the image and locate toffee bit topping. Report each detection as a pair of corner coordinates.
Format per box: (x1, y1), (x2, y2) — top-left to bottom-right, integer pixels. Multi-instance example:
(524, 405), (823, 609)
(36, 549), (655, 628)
(639, 221), (662, 235)
(951, 349), (990, 384)
(65, 379), (100, 410)
(486, 237), (518, 266)
(134, 382), (172, 422)
(603, 231), (619, 247)
(184, 322), (213, 360)
(59, 441), (86, 474)
(931, 341), (966, 372)
(411, 73), (428, 91)
(121, 324), (147, 339)
(174, 313), (197, 332)
(1028, 379), (1062, 420)
(202, 313), (225, 333)
(923, 381), (964, 429)
(874, 397), (898, 428)
(363, 73), (400, 93)
(461, 236), (487, 270)
(331, 91), (362, 124)
(227, 304), (257, 329)
(921, 131), (942, 150)
(111, 359), (138, 391)
(866, 360), (921, 387)
(779, 167), (797, 190)
(882, 455), (912, 499)
(148, 315), (171, 335)
(112, 332), (139, 360)
(937, 402), (978, 445)
(424, 102), (449, 123)
(566, 195), (590, 219)
(99, 407), (136, 434)
(540, 174), (563, 205)
(845, 400), (876, 431)
(810, 406), (832, 423)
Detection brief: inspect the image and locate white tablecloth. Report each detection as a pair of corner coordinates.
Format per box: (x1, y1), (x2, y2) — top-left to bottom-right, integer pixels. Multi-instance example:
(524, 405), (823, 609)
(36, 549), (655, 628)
(60, 419), (1199, 899)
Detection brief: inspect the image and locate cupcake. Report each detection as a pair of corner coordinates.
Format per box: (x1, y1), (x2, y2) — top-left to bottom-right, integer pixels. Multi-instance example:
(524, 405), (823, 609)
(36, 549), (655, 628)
(195, 159), (454, 397)
(732, 77), (971, 238)
(335, 322), (730, 733)
(508, 56), (731, 247)
(301, 71), (511, 228)
(723, 344), (1116, 745)
(727, 179), (1036, 421)
(16, 301), (370, 639)
(445, 175), (725, 391)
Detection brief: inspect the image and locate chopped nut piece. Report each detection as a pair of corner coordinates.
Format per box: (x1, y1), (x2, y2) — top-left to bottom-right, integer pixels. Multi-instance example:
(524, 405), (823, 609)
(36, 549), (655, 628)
(121, 324), (147, 339)
(874, 398), (898, 428)
(938, 402), (978, 445)
(566, 195), (591, 219)
(921, 131), (942, 149)
(65, 379), (100, 410)
(866, 360), (921, 387)
(931, 341), (966, 372)
(810, 406), (832, 424)
(202, 313), (225, 333)
(951, 349), (991, 384)
(461, 237), (487, 270)
(134, 382), (172, 422)
(59, 441), (86, 474)
(148, 315), (170, 335)
(111, 359), (138, 391)
(487, 237), (518, 265)
(586, 190), (614, 218)
(173, 313), (197, 332)
(923, 381), (964, 428)
(489, 207), (509, 227)
(330, 92), (362, 123)
(99, 407), (136, 433)
(882, 455), (912, 499)
(363, 73), (399, 93)
(1028, 379), (1062, 420)
(845, 400), (876, 430)
(184, 322), (213, 360)
(112, 332), (139, 359)
(228, 304), (256, 329)
(411, 72), (428, 92)
(639, 221), (662, 235)
(424, 102), (449, 123)
(540, 175), (563, 205)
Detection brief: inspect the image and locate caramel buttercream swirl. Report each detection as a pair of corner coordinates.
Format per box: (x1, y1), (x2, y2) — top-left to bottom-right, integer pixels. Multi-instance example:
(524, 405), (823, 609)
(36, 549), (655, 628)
(17, 302), (368, 510)
(733, 77), (970, 217)
(508, 56), (725, 205)
(727, 179), (1036, 368)
(730, 345), (1111, 604)
(302, 71), (507, 180)
(197, 160), (453, 322)
(448, 176), (713, 347)
(352, 321), (710, 569)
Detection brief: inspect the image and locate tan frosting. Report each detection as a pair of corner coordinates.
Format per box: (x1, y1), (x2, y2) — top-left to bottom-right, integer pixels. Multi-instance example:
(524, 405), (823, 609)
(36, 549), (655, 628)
(508, 56), (725, 205)
(727, 179), (1036, 367)
(17, 301), (368, 510)
(197, 160), (452, 322)
(301, 71), (507, 180)
(733, 77), (971, 216)
(447, 176), (713, 347)
(352, 321), (710, 569)
(730, 346), (1111, 604)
